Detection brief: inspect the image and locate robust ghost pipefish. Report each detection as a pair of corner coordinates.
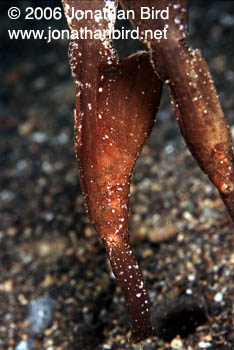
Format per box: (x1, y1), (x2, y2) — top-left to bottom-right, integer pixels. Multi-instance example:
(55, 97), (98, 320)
(120, 0), (234, 220)
(62, 0), (233, 344)
(62, 0), (162, 343)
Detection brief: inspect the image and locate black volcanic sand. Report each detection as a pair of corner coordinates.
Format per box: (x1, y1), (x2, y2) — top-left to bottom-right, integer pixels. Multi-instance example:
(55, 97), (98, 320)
(0, 1), (233, 349)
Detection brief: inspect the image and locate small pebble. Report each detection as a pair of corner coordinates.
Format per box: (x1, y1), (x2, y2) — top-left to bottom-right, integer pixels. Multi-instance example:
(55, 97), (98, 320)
(214, 292), (223, 303)
(199, 341), (212, 348)
(30, 131), (47, 143)
(15, 339), (34, 350)
(188, 274), (196, 281)
(170, 337), (183, 349)
(28, 296), (57, 336)
(186, 288), (193, 295)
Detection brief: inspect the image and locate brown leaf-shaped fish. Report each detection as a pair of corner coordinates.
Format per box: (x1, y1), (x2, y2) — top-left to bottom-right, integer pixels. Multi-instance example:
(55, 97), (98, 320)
(121, 0), (234, 221)
(62, 0), (163, 343)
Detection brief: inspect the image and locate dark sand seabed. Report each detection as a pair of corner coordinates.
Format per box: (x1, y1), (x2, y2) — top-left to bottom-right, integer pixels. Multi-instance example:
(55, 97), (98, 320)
(0, 1), (233, 349)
